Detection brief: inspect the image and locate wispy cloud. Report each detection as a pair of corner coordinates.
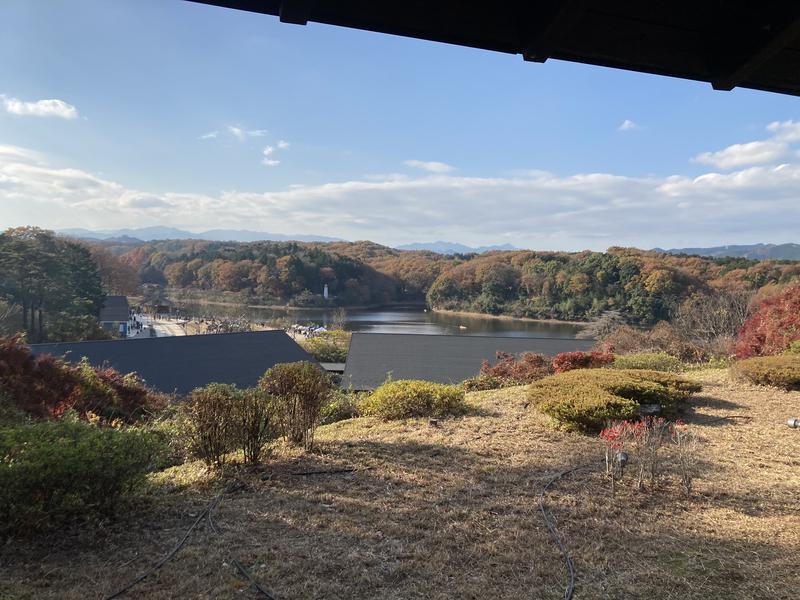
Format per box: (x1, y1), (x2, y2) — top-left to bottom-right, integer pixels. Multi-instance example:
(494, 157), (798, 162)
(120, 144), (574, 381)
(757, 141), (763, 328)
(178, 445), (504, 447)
(1, 95), (79, 119)
(199, 131), (219, 140)
(404, 159), (456, 173)
(227, 125), (267, 141)
(692, 140), (787, 169)
(618, 119), (638, 131)
(277, 139), (290, 149)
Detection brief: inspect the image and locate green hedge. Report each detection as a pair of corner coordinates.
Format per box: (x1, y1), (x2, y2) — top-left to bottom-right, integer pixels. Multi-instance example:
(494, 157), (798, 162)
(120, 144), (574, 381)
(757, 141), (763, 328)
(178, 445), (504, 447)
(0, 419), (162, 533)
(362, 380), (468, 421)
(528, 369), (701, 432)
(610, 352), (684, 373)
(731, 355), (800, 390)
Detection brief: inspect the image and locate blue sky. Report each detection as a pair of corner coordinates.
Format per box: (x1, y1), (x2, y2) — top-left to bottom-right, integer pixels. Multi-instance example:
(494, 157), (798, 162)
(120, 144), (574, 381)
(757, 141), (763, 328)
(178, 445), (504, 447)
(2, 0), (800, 250)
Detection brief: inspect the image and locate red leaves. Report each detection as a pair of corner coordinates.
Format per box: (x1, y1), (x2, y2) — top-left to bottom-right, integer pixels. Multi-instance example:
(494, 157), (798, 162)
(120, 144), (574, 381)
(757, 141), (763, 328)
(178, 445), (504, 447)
(479, 351), (553, 384)
(0, 335), (163, 423)
(735, 285), (800, 358)
(552, 349), (614, 373)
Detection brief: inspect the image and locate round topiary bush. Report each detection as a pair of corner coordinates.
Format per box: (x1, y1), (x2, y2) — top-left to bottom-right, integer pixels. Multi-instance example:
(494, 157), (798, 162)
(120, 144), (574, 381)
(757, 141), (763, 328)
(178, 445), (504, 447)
(362, 380), (468, 421)
(610, 352), (684, 373)
(730, 355), (800, 390)
(528, 369), (701, 432)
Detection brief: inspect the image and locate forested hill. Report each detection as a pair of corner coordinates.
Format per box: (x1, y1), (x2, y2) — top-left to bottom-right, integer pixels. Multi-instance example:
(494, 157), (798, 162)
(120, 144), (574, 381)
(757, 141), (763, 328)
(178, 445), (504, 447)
(116, 239), (800, 324)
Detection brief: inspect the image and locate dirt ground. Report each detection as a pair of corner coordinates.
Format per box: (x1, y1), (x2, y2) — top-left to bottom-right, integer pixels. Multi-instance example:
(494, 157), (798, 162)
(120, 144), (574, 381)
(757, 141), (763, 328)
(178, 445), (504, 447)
(2, 369), (799, 599)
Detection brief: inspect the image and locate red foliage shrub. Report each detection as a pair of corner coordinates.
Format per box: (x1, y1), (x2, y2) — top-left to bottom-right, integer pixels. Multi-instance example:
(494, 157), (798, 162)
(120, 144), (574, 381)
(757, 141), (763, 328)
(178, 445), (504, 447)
(552, 349), (614, 373)
(0, 336), (165, 422)
(479, 351), (553, 384)
(735, 286), (800, 358)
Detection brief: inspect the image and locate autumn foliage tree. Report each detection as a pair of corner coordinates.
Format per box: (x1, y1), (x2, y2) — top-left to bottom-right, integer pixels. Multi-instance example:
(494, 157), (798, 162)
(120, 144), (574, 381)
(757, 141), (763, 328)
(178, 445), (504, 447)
(735, 286), (800, 358)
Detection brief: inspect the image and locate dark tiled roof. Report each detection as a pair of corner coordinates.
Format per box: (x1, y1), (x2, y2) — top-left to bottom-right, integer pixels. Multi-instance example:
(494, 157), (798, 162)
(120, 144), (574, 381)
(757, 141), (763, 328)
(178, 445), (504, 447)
(342, 333), (595, 390)
(188, 1), (800, 98)
(30, 331), (316, 395)
(98, 295), (129, 323)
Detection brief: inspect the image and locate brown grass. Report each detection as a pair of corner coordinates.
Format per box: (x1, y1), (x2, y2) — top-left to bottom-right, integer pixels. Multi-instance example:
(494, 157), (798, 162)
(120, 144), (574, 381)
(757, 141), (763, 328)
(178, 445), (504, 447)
(2, 369), (799, 599)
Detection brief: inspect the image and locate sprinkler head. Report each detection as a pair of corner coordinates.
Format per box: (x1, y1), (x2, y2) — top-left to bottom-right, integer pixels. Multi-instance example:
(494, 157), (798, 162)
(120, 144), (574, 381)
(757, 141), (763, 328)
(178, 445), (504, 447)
(788, 418), (800, 429)
(616, 451), (629, 467)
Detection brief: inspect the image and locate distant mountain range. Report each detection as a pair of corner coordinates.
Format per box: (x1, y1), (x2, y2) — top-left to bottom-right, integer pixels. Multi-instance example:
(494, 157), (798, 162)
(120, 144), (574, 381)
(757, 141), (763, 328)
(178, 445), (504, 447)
(58, 227), (343, 244)
(396, 241), (519, 254)
(659, 243), (800, 261)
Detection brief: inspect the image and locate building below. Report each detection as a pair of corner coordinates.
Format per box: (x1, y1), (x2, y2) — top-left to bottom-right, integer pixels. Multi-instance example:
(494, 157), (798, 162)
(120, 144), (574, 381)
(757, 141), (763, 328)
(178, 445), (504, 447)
(98, 295), (130, 338)
(30, 330), (316, 395)
(342, 332), (595, 390)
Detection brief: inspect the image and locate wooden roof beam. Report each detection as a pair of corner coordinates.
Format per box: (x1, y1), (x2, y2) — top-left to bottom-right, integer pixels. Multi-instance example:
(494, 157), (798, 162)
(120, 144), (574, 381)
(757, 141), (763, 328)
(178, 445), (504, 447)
(712, 14), (800, 91)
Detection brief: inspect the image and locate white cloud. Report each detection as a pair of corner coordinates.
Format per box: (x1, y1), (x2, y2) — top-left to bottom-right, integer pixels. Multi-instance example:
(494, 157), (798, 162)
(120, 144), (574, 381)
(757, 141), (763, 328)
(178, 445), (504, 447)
(4, 139), (800, 250)
(1, 95), (79, 119)
(277, 139), (290, 149)
(262, 146), (275, 157)
(618, 119), (637, 131)
(766, 120), (800, 142)
(227, 126), (267, 141)
(692, 140), (788, 170)
(404, 159), (456, 173)
(199, 131), (219, 140)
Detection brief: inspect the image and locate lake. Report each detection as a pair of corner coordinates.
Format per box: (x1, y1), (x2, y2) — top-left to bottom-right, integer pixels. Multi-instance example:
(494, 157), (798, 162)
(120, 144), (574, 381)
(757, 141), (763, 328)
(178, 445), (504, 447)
(177, 303), (583, 338)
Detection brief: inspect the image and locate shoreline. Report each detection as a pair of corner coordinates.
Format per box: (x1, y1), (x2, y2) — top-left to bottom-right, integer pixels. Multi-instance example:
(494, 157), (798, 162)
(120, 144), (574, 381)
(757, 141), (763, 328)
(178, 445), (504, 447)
(431, 308), (586, 327)
(167, 295), (426, 313)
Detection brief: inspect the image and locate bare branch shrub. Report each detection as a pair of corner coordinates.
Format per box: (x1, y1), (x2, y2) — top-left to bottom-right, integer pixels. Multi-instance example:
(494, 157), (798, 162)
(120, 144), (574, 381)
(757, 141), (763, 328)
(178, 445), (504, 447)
(259, 361), (331, 451)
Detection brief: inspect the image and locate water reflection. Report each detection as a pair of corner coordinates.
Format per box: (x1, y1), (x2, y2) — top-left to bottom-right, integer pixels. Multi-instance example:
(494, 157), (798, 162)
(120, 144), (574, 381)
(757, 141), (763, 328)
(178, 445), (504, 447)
(177, 303), (582, 338)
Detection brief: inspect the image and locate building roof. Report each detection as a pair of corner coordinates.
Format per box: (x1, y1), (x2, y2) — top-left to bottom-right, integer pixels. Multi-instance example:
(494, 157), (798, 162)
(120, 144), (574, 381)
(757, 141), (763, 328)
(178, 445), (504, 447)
(342, 332), (595, 390)
(30, 331), (316, 395)
(187, 1), (800, 97)
(98, 295), (130, 323)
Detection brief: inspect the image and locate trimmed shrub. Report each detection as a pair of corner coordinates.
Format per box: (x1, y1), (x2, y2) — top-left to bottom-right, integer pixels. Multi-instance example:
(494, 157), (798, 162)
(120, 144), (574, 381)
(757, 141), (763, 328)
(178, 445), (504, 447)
(528, 369), (701, 432)
(463, 374), (505, 392)
(552, 349), (614, 373)
(730, 355), (800, 390)
(0, 419), (162, 533)
(182, 383), (239, 467)
(299, 331), (350, 363)
(610, 352), (684, 373)
(736, 285), (800, 358)
(785, 341), (800, 355)
(478, 351), (553, 385)
(260, 361), (331, 451)
(362, 380), (468, 421)
(233, 388), (275, 465)
(320, 389), (362, 424)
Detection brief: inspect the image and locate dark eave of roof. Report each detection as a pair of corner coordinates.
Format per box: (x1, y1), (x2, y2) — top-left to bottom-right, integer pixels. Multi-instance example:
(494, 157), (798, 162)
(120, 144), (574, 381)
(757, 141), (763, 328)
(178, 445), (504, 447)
(342, 332), (594, 390)
(30, 330), (316, 395)
(186, 1), (800, 97)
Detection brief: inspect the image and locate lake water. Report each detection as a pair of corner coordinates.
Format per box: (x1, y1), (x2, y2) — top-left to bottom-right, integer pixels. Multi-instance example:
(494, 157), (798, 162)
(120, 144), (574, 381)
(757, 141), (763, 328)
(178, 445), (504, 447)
(178, 303), (583, 338)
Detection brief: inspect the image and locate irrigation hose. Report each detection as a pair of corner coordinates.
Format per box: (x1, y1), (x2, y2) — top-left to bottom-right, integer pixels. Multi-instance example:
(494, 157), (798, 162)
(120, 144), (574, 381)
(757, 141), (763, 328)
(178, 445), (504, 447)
(102, 481), (277, 600)
(538, 462), (596, 600)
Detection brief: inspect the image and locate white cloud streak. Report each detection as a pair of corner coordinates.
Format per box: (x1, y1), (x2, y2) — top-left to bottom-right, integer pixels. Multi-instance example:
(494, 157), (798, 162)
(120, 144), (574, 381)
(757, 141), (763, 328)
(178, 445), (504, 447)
(3, 132), (800, 249)
(618, 119), (637, 131)
(692, 140), (788, 170)
(227, 126), (267, 141)
(1, 95), (79, 119)
(404, 159), (456, 173)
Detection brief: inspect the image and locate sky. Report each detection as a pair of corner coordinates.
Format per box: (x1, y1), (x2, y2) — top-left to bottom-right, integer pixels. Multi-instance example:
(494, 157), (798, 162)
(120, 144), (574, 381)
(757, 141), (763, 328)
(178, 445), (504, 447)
(1, 0), (800, 251)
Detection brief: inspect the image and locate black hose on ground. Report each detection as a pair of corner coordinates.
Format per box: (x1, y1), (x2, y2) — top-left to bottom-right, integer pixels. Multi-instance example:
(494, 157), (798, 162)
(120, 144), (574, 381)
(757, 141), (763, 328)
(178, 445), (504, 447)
(538, 462), (595, 600)
(103, 481), (277, 600)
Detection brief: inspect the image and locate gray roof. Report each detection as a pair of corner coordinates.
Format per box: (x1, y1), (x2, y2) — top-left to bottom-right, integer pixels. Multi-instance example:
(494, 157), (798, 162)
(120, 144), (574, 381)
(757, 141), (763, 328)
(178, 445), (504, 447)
(342, 333), (595, 390)
(30, 331), (316, 395)
(98, 295), (129, 323)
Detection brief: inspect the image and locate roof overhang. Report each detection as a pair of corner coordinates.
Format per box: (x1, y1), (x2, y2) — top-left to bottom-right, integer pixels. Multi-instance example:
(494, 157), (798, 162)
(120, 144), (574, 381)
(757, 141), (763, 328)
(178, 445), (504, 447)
(186, 1), (800, 97)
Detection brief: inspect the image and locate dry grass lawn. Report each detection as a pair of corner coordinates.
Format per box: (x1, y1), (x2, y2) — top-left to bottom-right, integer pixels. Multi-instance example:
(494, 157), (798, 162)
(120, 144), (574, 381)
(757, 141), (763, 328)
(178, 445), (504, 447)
(2, 369), (799, 599)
